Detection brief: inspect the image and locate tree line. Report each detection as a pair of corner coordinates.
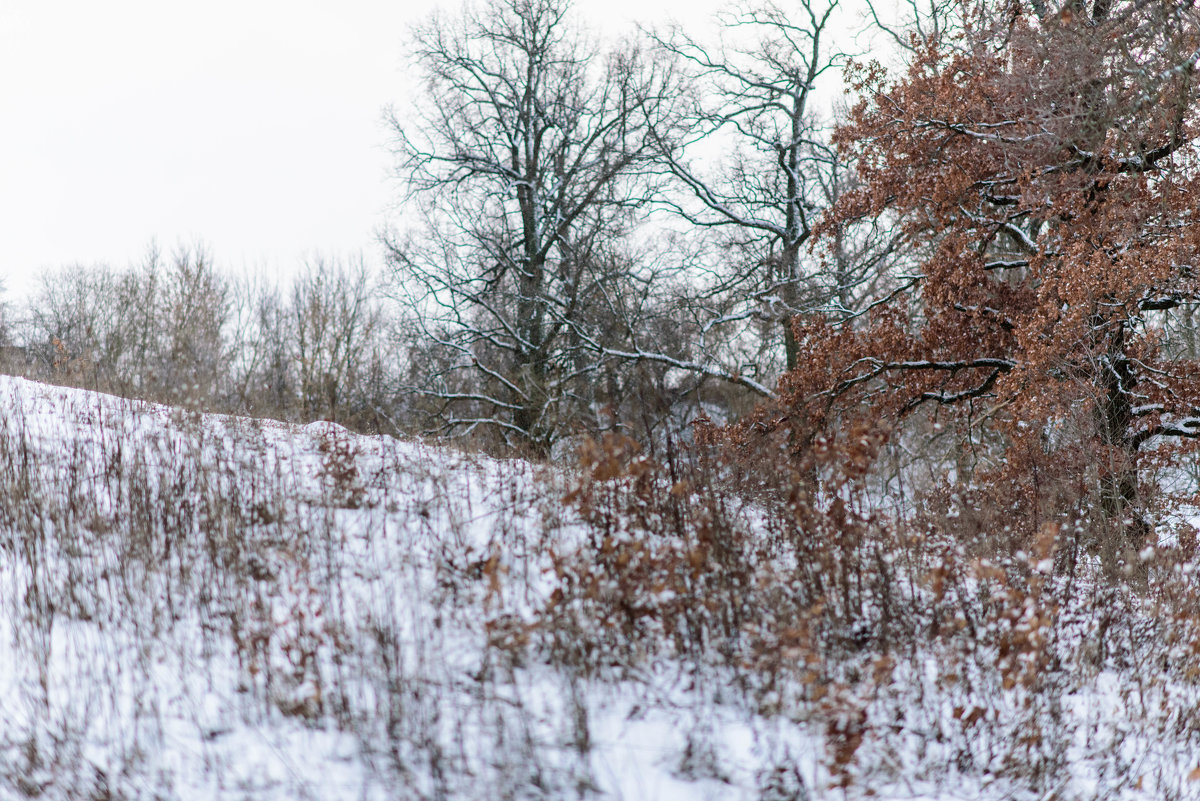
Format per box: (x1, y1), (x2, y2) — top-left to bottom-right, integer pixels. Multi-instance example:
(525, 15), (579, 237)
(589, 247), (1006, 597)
(0, 247), (391, 431)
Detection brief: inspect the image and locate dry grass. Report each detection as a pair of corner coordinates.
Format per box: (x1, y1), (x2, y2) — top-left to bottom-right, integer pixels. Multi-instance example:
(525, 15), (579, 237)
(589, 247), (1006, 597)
(2, 378), (1200, 799)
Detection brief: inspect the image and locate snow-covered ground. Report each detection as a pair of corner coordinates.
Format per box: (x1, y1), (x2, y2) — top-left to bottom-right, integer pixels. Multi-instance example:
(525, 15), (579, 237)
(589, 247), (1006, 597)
(0, 375), (1199, 800)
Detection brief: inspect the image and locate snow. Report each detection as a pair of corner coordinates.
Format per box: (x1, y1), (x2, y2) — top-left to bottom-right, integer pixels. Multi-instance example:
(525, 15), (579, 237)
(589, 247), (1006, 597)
(0, 375), (1199, 799)
(0, 376), (555, 798)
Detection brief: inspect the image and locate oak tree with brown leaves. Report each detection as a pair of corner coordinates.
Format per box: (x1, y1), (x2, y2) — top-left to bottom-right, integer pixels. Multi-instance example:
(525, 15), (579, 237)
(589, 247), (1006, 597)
(756, 0), (1200, 553)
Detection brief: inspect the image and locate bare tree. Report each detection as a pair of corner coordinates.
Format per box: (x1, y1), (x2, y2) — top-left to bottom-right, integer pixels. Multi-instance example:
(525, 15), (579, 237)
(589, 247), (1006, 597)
(156, 244), (231, 406)
(227, 274), (296, 418)
(862, 0), (964, 56)
(648, 0), (895, 375)
(386, 0), (693, 452)
(293, 257), (384, 426)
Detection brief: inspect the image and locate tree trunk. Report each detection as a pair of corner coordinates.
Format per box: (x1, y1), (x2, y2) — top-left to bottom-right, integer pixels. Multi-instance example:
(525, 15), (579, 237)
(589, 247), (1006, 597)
(1095, 322), (1146, 552)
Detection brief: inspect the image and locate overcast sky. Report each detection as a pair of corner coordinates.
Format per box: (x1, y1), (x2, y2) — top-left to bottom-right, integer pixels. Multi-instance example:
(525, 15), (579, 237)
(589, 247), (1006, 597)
(0, 0), (861, 301)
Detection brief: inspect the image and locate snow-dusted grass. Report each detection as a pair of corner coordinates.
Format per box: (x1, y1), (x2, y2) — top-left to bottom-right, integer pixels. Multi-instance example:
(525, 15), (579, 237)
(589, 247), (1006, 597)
(2, 375), (1200, 799)
(0, 376), (568, 799)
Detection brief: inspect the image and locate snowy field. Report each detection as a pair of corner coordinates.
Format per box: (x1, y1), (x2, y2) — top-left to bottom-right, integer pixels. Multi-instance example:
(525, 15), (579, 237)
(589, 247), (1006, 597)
(1, 375), (1199, 799)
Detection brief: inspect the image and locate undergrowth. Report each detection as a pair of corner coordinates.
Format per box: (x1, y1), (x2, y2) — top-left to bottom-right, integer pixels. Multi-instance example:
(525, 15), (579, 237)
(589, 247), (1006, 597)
(526, 429), (1200, 798)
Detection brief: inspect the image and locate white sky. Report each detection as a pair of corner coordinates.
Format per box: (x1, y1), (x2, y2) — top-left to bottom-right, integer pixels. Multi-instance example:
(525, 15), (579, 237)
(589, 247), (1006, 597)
(0, 0), (864, 301)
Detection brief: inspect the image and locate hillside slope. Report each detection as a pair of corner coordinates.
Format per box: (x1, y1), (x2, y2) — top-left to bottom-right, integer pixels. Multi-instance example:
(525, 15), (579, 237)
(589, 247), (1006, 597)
(1, 376), (1199, 800)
